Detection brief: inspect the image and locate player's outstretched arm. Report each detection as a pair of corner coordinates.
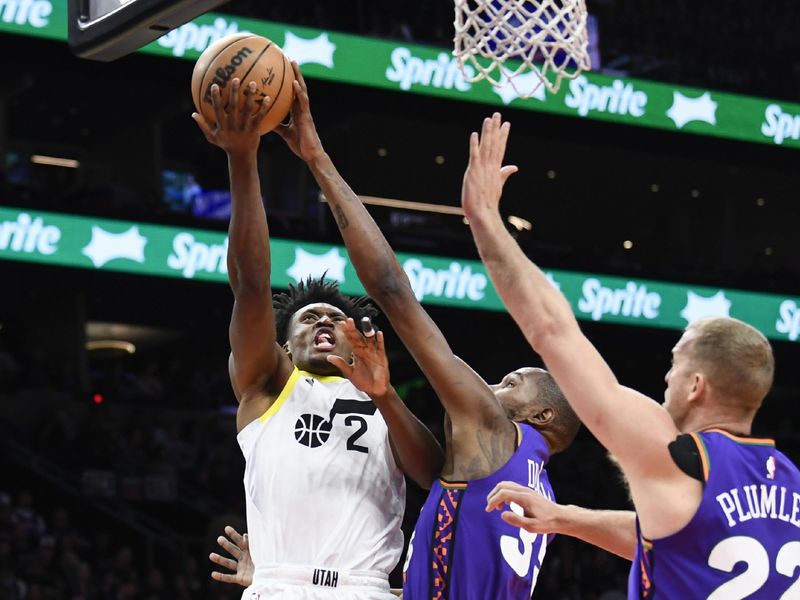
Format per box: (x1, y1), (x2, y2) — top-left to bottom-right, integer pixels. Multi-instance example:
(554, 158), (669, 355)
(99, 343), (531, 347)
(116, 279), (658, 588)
(274, 63), (507, 437)
(209, 525), (254, 587)
(486, 481), (636, 560)
(328, 318), (444, 488)
(462, 115), (686, 527)
(194, 80), (293, 431)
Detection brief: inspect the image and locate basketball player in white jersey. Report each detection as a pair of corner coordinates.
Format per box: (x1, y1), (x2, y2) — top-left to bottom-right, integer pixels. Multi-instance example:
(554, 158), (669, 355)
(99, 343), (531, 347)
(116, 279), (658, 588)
(192, 80), (443, 600)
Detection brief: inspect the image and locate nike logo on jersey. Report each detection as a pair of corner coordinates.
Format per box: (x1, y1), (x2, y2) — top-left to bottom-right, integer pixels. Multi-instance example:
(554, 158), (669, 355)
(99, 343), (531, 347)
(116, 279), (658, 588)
(312, 568), (339, 587)
(305, 378), (315, 386)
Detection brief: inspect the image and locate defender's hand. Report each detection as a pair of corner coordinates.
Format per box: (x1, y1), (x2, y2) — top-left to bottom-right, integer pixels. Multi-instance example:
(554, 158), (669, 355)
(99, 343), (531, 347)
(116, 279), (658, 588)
(486, 481), (562, 534)
(327, 317), (390, 398)
(461, 112), (518, 222)
(209, 525), (254, 588)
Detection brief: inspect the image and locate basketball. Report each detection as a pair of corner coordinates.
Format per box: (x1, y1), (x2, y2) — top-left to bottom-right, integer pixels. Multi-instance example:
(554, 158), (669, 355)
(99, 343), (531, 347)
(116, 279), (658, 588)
(191, 33), (295, 135)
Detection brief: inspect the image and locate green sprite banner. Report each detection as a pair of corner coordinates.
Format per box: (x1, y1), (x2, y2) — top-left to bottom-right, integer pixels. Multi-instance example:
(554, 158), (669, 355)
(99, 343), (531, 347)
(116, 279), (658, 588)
(1, 206), (799, 343)
(2, 3), (800, 149)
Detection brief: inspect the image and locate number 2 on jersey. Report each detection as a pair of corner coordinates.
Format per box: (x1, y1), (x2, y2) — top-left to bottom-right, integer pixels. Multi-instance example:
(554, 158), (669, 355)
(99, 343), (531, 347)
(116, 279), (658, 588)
(344, 415), (369, 453)
(329, 398), (376, 454)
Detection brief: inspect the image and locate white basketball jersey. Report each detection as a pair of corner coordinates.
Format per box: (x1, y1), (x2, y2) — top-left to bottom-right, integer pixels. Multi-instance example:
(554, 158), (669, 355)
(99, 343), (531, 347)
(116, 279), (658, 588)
(237, 367), (406, 575)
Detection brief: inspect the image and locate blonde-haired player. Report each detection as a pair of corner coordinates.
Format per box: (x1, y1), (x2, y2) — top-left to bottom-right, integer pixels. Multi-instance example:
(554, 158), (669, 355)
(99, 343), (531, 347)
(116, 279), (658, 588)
(468, 113), (800, 599)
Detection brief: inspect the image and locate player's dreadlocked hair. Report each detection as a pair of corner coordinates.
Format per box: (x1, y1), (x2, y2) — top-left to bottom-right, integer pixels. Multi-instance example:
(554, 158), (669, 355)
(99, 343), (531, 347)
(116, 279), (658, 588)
(273, 276), (379, 344)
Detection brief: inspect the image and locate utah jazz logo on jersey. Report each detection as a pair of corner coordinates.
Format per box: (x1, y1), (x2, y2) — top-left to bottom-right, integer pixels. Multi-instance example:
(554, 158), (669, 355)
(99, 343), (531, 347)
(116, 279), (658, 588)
(294, 413), (332, 448)
(294, 398), (378, 452)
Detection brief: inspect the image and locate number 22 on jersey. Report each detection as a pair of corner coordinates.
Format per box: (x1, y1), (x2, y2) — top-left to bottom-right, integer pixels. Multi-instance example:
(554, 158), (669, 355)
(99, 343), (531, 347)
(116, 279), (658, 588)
(707, 537), (800, 599)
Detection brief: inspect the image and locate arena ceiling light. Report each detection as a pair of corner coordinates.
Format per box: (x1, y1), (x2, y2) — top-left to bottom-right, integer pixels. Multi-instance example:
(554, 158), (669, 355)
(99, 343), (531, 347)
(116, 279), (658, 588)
(507, 216), (532, 231)
(30, 155), (81, 169)
(86, 321), (179, 351)
(86, 340), (137, 354)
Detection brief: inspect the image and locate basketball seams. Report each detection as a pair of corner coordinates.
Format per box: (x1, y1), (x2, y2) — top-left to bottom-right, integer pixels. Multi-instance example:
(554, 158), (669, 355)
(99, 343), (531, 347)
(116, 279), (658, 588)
(256, 51), (290, 122)
(237, 43), (281, 122)
(238, 42), (272, 91)
(195, 37), (291, 133)
(195, 34), (259, 118)
(238, 42), (288, 123)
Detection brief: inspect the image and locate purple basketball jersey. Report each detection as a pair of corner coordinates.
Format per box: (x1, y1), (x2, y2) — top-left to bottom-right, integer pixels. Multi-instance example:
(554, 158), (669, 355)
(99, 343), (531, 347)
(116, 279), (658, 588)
(629, 429), (800, 599)
(403, 423), (554, 599)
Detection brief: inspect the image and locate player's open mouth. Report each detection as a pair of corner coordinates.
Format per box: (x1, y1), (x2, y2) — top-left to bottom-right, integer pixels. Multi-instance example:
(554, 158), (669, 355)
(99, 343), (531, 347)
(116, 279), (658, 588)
(313, 328), (336, 351)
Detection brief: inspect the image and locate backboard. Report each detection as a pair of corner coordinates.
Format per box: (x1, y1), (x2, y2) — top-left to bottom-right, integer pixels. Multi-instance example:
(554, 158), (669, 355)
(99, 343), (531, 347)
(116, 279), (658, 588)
(68, 0), (230, 61)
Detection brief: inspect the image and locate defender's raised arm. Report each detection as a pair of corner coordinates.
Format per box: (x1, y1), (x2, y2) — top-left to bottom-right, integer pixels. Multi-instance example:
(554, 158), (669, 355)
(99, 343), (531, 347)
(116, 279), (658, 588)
(274, 63), (510, 445)
(462, 114), (690, 538)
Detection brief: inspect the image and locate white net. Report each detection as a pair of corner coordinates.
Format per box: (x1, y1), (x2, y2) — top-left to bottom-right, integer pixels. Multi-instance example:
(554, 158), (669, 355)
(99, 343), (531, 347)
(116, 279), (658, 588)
(454, 0), (591, 96)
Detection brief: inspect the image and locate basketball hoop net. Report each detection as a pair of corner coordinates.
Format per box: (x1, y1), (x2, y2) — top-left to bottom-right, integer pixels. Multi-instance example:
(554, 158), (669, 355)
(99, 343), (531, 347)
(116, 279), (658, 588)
(453, 0), (591, 96)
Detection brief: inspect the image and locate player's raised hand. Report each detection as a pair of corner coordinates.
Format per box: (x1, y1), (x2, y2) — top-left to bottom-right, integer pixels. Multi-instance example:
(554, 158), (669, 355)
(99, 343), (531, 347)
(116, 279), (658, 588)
(209, 525), (254, 588)
(327, 317), (390, 398)
(274, 61), (326, 163)
(192, 79), (272, 155)
(461, 112), (518, 222)
(486, 481), (562, 534)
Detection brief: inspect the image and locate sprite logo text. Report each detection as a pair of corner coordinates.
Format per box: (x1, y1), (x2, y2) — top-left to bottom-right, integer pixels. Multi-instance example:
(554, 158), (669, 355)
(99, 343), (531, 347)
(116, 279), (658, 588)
(0, 0), (52, 28)
(386, 47), (472, 92)
(157, 16), (243, 57)
(761, 104), (800, 145)
(565, 76), (647, 118)
(403, 258), (487, 302)
(577, 278), (661, 321)
(776, 300), (800, 342)
(0, 212), (60, 255)
(167, 232), (228, 279)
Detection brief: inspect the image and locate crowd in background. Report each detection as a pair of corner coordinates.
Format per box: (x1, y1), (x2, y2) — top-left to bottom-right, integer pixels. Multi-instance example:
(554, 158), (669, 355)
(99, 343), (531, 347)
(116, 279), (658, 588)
(0, 488), (226, 600)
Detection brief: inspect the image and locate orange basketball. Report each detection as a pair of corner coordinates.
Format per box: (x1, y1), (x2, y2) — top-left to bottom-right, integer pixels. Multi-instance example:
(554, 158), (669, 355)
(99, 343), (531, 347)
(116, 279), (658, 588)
(191, 34), (294, 135)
